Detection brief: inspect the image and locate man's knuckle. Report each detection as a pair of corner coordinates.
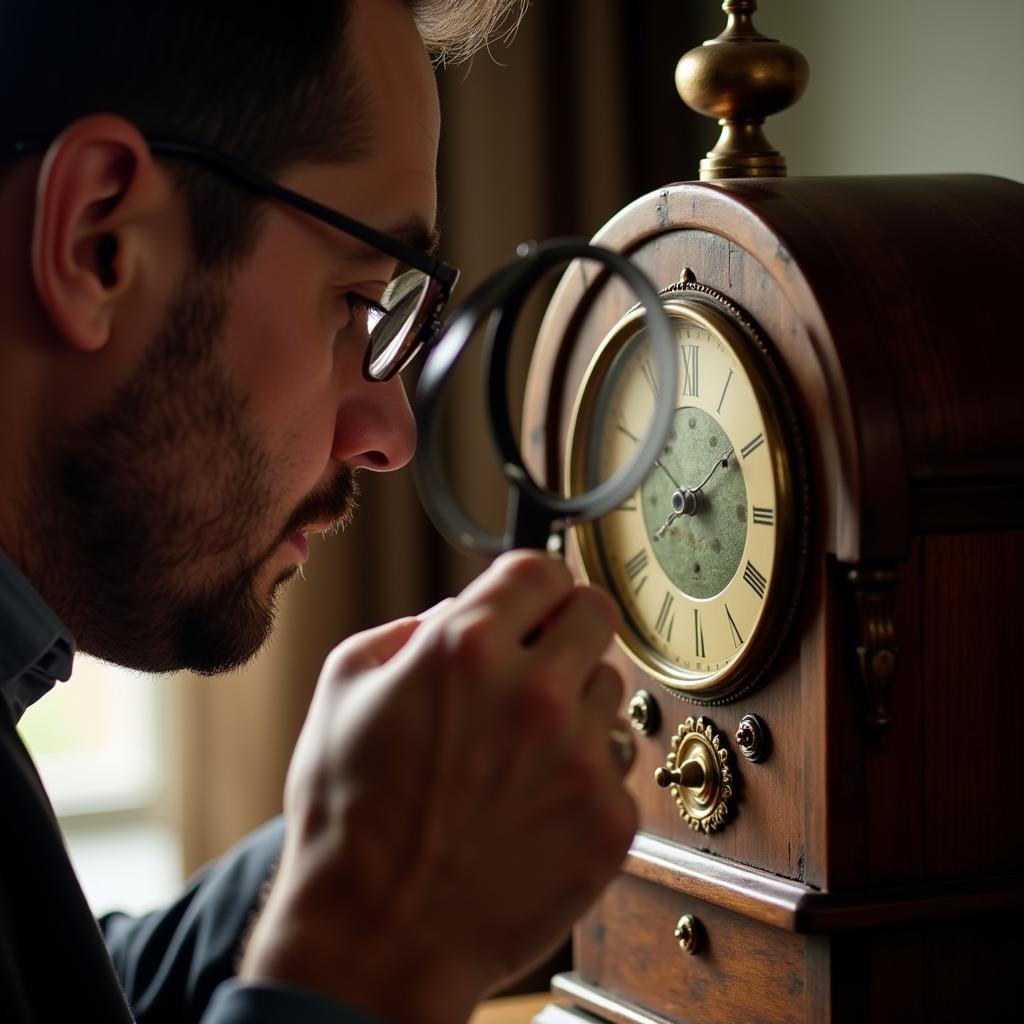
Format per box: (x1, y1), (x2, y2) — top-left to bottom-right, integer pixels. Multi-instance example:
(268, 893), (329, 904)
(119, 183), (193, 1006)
(499, 550), (569, 594)
(322, 641), (361, 680)
(448, 616), (497, 676)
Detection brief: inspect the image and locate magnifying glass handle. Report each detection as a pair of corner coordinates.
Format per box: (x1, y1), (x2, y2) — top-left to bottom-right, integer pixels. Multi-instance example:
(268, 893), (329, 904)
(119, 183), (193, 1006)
(504, 466), (557, 550)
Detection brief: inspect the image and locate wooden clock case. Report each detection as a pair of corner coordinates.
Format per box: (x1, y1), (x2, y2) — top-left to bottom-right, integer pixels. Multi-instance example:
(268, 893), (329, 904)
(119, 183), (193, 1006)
(521, 174), (1024, 1023)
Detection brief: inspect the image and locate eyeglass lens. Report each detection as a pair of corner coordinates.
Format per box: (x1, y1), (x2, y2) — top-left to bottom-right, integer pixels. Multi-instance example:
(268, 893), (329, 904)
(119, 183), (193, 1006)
(366, 269), (439, 380)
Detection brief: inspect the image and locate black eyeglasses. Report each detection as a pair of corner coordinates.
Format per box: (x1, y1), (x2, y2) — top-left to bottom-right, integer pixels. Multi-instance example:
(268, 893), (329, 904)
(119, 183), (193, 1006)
(11, 136), (459, 381)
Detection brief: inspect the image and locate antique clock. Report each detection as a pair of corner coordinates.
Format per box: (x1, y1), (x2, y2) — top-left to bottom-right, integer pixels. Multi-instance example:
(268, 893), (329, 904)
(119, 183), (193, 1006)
(522, 2), (1024, 1021)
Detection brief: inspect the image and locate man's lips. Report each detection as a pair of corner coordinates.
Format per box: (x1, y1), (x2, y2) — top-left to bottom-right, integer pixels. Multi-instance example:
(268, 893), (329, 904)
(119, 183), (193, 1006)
(288, 521), (339, 563)
(289, 533), (311, 562)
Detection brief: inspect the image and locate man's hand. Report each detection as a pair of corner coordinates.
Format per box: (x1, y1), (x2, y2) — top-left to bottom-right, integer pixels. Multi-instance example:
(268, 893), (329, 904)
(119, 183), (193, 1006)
(240, 551), (637, 1024)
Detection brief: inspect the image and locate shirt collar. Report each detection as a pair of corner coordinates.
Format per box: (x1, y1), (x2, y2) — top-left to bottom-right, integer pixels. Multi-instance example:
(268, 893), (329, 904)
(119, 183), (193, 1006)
(0, 548), (75, 723)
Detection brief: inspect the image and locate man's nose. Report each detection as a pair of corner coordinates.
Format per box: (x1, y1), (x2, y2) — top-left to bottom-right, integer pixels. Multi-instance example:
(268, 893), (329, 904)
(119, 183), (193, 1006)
(331, 372), (417, 471)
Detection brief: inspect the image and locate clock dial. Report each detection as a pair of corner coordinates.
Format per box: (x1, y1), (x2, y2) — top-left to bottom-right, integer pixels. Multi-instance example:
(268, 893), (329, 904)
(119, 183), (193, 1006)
(567, 289), (805, 701)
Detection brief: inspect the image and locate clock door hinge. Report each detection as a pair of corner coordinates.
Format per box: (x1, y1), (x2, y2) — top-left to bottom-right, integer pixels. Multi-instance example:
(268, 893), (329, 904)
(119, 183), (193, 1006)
(846, 565), (900, 738)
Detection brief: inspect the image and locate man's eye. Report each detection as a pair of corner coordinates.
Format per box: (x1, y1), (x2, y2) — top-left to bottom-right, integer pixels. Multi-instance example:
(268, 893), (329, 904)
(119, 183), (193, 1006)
(346, 293), (388, 332)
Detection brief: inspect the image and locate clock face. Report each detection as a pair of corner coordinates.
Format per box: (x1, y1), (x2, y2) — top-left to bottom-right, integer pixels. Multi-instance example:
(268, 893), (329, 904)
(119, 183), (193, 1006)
(567, 290), (805, 702)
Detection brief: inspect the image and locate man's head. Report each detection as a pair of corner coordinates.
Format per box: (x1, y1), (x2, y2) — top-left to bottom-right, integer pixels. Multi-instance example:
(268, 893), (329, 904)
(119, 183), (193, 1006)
(0, 0), (523, 673)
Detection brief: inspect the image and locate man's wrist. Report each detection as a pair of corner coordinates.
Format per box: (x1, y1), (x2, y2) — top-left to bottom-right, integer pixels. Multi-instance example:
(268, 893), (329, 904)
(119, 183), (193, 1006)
(204, 979), (382, 1023)
(240, 901), (485, 1024)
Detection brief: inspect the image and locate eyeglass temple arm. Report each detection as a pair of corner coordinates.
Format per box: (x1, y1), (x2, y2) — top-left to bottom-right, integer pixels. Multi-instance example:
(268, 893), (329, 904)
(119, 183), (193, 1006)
(10, 137), (455, 288)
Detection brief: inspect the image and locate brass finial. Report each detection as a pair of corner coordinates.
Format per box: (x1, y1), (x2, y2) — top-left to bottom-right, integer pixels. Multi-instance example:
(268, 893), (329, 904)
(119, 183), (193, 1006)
(676, 0), (809, 180)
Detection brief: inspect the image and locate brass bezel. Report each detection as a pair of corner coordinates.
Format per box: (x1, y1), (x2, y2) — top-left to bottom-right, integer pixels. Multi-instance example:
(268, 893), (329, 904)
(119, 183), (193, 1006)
(565, 281), (807, 703)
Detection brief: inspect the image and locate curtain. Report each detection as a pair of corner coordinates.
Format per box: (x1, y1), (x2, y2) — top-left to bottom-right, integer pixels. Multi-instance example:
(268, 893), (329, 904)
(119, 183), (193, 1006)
(179, 0), (718, 877)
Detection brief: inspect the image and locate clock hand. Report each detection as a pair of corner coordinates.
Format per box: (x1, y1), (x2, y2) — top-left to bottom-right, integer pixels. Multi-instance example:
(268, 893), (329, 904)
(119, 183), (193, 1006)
(692, 446), (735, 494)
(655, 508), (681, 539)
(651, 457), (688, 540)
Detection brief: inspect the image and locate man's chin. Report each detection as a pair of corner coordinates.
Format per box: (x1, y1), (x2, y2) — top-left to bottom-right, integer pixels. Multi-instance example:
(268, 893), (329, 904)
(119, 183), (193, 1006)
(172, 574), (284, 676)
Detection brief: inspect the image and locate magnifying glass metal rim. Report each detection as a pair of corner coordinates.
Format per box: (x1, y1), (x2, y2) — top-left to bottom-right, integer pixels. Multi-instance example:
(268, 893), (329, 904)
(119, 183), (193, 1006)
(413, 239), (678, 557)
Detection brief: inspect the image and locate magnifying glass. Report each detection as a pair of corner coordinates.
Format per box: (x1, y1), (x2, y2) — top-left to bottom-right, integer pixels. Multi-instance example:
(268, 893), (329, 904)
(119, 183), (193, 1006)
(413, 238), (677, 556)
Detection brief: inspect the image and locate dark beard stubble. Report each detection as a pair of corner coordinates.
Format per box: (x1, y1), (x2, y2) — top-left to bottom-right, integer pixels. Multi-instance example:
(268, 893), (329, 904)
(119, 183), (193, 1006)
(28, 269), (359, 675)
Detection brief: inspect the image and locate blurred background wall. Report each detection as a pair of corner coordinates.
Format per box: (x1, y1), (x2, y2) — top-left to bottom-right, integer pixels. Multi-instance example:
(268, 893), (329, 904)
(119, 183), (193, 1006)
(68, 0), (1021, 889)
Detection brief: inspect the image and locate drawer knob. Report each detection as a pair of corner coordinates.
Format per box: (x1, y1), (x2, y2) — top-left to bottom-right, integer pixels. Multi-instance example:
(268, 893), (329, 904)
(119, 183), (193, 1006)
(654, 716), (733, 833)
(674, 914), (700, 955)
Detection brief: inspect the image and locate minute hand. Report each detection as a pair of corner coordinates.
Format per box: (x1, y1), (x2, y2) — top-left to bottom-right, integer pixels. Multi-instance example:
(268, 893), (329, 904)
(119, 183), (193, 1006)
(694, 446), (735, 493)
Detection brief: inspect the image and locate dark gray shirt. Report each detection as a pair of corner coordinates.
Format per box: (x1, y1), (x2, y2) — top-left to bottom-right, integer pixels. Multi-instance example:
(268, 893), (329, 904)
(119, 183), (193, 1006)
(0, 549), (74, 723)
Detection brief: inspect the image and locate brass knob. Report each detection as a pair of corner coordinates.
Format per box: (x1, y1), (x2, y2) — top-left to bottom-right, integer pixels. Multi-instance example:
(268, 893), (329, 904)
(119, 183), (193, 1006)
(655, 717), (733, 833)
(674, 914), (700, 955)
(654, 759), (706, 788)
(628, 689), (661, 736)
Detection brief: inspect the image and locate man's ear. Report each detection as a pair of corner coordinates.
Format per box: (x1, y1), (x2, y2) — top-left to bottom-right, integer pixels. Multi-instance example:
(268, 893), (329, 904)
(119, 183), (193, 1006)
(30, 115), (173, 352)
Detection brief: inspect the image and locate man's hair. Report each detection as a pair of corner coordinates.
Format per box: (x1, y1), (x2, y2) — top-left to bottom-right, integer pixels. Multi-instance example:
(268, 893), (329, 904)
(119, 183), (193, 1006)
(0, 0), (525, 268)
(414, 0), (527, 64)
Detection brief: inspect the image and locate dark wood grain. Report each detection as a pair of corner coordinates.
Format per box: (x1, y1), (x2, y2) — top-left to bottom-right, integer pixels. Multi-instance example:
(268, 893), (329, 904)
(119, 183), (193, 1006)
(575, 874), (808, 1024)
(922, 531), (1024, 879)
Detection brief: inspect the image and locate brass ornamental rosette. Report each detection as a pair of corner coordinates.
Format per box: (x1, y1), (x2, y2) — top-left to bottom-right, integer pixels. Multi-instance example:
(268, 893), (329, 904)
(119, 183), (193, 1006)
(654, 716), (733, 833)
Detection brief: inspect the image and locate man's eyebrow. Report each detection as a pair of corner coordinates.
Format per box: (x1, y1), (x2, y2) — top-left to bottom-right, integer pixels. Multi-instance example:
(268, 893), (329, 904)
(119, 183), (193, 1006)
(343, 218), (441, 263)
(389, 218), (441, 257)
